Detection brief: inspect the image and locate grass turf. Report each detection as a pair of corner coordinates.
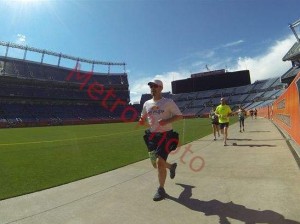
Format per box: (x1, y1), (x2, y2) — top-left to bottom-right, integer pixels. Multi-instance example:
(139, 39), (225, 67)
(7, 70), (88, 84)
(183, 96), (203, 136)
(0, 117), (237, 200)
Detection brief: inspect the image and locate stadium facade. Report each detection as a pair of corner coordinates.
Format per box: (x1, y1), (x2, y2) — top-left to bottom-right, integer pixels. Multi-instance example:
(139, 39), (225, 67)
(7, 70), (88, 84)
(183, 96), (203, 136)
(140, 69), (285, 118)
(0, 41), (132, 128)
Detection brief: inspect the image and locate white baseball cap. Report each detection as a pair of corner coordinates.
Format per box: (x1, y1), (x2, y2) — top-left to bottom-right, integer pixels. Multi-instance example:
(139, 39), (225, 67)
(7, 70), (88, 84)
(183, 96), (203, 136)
(147, 79), (163, 88)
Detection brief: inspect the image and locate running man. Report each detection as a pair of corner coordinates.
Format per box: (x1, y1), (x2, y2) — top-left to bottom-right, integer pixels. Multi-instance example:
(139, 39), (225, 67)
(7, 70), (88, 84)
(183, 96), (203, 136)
(139, 79), (183, 201)
(215, 98), (232, 146)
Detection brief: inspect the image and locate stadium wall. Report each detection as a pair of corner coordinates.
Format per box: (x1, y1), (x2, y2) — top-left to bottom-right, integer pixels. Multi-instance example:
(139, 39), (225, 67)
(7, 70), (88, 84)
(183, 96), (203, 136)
(256, 106), (271, 119)
(262, 72), (300, 145)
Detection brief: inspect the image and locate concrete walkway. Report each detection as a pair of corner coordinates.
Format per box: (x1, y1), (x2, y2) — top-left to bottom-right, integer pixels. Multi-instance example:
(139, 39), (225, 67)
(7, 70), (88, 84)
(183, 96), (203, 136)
(1, 118), (300, 224)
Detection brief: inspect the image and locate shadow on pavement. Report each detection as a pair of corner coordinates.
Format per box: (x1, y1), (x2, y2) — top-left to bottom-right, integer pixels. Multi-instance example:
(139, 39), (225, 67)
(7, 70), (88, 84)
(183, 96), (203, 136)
(248, 131), (271, 133)
(166, 183), (300, 224)
(232, 144), (276, 147)
(227, 138), (252, 141)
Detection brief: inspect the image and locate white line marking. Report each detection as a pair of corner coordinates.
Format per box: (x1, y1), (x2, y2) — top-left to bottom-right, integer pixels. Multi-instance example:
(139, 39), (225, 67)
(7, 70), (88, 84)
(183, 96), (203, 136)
(0, 129), (142, 146)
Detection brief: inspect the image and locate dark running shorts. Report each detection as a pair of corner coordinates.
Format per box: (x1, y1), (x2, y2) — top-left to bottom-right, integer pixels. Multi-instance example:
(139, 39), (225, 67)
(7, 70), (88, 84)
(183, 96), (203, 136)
(143, 130), (179, 161)
(219, 122), (229, 129)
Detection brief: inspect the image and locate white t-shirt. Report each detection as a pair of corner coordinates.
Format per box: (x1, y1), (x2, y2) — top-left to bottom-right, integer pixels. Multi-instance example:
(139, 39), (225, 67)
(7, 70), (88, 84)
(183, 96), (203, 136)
(141, 97), (182, 133)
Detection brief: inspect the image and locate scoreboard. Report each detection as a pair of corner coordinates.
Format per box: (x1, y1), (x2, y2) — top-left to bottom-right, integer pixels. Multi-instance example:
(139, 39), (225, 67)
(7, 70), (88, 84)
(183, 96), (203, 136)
(172, 70), (251, 94)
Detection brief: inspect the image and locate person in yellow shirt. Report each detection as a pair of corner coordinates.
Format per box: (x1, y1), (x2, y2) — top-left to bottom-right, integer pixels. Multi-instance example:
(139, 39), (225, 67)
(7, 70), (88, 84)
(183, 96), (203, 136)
(215, 98), (232, 146)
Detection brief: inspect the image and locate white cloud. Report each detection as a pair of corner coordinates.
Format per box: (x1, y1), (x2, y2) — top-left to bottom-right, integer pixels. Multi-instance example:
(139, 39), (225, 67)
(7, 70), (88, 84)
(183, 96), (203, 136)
(129, 35), (297, 103)
(176, 49), (215, 66)
(4, 34), (27, 59)
(223, 40), (244, 48)
(16, 34), (26, 44)
(229, 35), (296, 82)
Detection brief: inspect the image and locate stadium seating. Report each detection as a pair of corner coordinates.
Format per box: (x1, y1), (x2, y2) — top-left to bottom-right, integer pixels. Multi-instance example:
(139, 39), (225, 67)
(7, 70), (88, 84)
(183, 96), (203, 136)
(0, 53), (289, 126)
(0, 56), (130, 127)
(164, 77), (286, 117)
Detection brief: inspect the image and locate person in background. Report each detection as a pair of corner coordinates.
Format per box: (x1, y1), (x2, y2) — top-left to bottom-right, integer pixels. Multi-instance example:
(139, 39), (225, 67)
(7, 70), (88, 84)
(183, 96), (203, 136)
(209, 107), (220, 140)
(249, 109), (254, 119)
(237, 105), (246, 132)
(215, 98), (232, 146)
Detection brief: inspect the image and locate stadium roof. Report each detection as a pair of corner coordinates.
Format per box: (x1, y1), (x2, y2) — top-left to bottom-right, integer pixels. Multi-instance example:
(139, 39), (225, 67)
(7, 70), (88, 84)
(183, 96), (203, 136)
(282, 41), (300, 61)
(283, 19), (300, 62)
(0, 40), (126, 73)
(280, 66), (300, 84)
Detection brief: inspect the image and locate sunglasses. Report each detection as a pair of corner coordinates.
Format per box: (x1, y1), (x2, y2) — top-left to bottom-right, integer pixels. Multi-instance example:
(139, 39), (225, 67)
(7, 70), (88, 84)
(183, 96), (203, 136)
(149, 84), (159, 88)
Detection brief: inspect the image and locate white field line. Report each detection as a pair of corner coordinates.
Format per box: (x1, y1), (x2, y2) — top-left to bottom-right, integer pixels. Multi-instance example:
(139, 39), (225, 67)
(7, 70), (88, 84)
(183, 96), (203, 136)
(0, 129), (142, 146)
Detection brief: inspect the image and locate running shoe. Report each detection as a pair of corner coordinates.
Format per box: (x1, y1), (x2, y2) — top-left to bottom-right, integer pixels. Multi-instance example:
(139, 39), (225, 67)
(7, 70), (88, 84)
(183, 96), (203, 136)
(153, 187), (166, 201)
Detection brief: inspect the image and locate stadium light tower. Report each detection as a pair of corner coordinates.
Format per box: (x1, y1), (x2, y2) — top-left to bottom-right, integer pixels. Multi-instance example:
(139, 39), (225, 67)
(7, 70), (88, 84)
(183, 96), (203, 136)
(289, 19), (300, 42)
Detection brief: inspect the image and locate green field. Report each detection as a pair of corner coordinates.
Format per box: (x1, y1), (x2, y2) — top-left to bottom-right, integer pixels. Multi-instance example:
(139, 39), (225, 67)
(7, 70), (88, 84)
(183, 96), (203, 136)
(0, 117), (237, 200)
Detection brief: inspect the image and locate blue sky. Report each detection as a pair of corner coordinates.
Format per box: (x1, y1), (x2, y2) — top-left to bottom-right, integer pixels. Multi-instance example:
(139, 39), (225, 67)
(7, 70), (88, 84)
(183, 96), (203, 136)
(0, 0), (299, 103)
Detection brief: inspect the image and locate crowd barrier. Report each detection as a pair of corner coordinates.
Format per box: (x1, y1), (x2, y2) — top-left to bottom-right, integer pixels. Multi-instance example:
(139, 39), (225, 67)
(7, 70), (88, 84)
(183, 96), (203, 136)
(258, 72), (300, 145)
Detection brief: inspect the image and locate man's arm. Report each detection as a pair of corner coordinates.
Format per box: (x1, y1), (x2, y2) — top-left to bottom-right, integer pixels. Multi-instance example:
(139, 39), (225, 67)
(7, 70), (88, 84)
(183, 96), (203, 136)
(139, 116), (146, 126)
